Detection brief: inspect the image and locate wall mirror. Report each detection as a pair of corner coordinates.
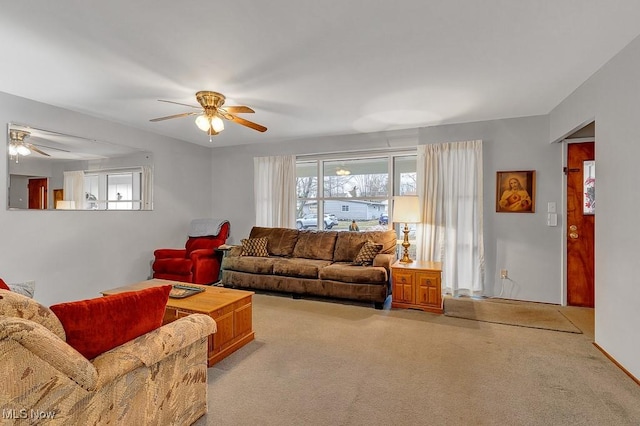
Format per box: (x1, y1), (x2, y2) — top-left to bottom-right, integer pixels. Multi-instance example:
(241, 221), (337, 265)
(7, 123), (153, 210)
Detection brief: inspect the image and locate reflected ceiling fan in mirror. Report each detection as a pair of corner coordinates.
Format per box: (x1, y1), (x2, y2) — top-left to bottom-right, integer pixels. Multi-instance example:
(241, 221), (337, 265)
(8, 129), (50, 163)
(150, 91), (267, 141)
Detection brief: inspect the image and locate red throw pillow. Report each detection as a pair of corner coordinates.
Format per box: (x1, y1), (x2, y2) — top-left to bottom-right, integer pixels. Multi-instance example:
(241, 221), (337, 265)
(50, 285), (171, 359)
(0, 279), (9, 290)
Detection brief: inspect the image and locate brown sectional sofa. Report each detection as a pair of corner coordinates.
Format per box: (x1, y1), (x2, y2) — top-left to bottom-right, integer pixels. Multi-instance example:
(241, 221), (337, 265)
(220, 226), (397, 308)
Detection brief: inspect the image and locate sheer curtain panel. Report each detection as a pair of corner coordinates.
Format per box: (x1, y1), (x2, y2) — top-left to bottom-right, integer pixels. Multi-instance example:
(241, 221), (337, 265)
(141, 165), (153, 210)
(63, 171), (85, 210)
(416, 140), (484, 296)
(254, 155), (297, 228)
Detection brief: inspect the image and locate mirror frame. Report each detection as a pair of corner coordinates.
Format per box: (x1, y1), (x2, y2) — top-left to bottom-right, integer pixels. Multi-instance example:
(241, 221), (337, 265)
(7, 122), (153, 211)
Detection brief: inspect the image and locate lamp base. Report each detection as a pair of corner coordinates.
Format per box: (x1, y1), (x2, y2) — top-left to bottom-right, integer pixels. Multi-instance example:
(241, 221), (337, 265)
(399, 223), (413, 263)
(399, 254), (413, 264)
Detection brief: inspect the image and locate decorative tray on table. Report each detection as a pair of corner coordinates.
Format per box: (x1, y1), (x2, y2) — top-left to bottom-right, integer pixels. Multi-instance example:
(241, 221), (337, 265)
(169, 284), (205, 299)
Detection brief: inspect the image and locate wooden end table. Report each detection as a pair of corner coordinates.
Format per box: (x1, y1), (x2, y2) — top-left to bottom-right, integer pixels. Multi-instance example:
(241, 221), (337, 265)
(390, 260), (443, 314)
(102, 279), (255, 367)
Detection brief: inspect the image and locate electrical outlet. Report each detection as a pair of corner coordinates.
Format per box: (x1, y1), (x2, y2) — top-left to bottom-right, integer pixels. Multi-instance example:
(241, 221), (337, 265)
(500, 269), (508, 279)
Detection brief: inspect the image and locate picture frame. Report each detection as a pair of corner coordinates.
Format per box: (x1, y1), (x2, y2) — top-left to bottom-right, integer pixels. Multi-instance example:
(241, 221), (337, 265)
(496, 170), (536, 213)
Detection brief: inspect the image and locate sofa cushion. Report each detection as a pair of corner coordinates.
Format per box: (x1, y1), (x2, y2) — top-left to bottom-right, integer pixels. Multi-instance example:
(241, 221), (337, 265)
(249, 227), (299, 257)
(223, 255), (277, 274)
(353, 241), (383, 265)
(50, 285), (171, 359)
(293, 231), (338, 261)
(241, 237), (269, 257)
(319, 263), (388, 284)
(272, 258), (333, 279)
(333, 230), (397, 262)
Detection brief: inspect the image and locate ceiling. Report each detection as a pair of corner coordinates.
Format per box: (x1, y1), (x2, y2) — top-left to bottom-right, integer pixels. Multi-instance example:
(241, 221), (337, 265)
(1, 1), (639, 148)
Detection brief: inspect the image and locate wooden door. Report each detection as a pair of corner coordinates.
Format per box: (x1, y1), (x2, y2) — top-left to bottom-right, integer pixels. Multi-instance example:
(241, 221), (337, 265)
(566, 142), (595, 307)
(28, 178), (48, 210)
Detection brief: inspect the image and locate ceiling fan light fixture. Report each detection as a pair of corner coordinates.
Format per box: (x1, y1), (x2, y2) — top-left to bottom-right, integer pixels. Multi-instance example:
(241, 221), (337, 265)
(16, 144), (31, 156)
(195, 114), (211, 131)
(195, 113), (225, 134)
(8, 144), (18, 156)
(152, 91), (266, 138)
(211, 115), (224, 133)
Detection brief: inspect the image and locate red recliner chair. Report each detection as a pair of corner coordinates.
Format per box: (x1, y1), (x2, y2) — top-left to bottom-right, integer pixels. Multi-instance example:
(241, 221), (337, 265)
(152, 219), (230, 285)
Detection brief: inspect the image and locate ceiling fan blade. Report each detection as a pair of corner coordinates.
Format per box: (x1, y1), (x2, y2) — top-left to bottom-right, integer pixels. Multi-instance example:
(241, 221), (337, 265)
(221, 106), (255, 114)
(31, 143), (71, 153)
(26, 144), (51, 157)
(150, 112), (198, 122)
(157, 99), (201, 109)
(228, 114), (267, 132)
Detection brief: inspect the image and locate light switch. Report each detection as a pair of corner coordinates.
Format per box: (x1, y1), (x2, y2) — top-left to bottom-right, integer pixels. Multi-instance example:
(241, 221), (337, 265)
(547, 202), (556, 213)
(547, 213), (557, 227)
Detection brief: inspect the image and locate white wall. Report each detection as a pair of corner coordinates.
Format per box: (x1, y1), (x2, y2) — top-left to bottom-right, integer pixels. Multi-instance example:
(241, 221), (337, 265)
(0, 92), (213, 305)
(212, 116), (564, 303)
(550, 35), (640, 379)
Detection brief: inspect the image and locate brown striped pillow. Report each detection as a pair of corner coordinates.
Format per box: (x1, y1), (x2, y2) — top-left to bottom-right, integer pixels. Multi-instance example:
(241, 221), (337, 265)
(352, 241), (383, 266)
(241, 237), (269, 257)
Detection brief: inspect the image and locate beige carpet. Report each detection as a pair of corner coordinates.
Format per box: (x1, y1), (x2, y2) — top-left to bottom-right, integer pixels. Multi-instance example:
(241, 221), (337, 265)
(443, 296), (583, 334)
(195, 293), (640, 426)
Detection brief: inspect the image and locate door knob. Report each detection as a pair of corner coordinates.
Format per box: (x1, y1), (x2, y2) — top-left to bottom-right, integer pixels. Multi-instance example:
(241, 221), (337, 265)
(569, 232), (579, 239)
(569, 225), (578, 231)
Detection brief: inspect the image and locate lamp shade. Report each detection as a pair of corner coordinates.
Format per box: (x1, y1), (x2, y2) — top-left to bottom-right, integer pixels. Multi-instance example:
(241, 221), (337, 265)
(211, 115), (225, 132)
(56, 200), (76, 210)
(16, 145), (31, 156)
(195, 115), (210, 131)
(392, 196), (420, 223)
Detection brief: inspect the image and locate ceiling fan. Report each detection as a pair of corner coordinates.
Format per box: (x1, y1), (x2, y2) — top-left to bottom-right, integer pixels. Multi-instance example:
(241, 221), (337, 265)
(150, 91), (267, 140)
(8, 129), (50, 163)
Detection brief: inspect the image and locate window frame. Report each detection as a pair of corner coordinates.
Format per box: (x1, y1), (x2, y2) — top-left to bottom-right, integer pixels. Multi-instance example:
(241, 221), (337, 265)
(83, 168), (144, 210)
(296, 149), (417, 230)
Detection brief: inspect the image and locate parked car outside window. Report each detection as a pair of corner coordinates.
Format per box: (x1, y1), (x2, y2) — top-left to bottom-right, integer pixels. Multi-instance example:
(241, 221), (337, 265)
(378, 214), (388, 225)
(296, 213), (338, 230)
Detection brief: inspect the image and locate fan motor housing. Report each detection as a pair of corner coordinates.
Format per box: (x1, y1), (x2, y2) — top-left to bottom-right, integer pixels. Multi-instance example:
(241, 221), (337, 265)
(196, 91), (225, 109)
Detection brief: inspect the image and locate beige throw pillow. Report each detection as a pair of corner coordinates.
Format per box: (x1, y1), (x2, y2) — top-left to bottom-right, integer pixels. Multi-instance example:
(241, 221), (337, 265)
(241, 237), (269, 257)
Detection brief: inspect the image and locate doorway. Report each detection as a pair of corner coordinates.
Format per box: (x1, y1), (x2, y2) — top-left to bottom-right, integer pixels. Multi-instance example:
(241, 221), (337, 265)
(565, 139), (595, 307)
(28, 177), (48, 209)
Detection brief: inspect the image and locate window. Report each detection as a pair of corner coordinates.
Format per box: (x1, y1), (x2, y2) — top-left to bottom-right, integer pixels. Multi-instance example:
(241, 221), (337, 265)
(83, 169), (143, 210)
(296, 151), (416, 235)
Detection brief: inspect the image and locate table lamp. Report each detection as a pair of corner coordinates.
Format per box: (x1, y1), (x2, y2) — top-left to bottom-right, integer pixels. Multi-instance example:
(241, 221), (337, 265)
(392, 196), (420, 263)
(56, 200), (76, 210)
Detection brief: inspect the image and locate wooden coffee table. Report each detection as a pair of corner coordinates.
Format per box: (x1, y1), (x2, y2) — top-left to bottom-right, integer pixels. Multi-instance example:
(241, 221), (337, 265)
(102, 279), (255, 367)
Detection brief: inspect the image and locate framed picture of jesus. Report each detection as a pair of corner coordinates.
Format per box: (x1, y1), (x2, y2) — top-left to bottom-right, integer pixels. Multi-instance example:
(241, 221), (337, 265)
(496, 170), (536, 213)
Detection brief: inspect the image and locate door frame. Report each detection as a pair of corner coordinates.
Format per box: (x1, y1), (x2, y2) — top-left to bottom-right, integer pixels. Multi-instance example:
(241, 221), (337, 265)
(561, 136), (595, 306)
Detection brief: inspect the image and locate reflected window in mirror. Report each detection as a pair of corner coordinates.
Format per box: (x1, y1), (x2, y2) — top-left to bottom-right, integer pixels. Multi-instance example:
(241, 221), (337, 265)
(81, 168), (150, 210)
(7, 123), (153, 211)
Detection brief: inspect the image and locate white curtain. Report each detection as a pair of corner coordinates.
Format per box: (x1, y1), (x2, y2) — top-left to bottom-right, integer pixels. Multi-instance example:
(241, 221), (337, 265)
(63, 171), (85, 210)
(254, 155), (297, 228)
(416, 140), (484, 296)
(141, 165), (153, 210)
